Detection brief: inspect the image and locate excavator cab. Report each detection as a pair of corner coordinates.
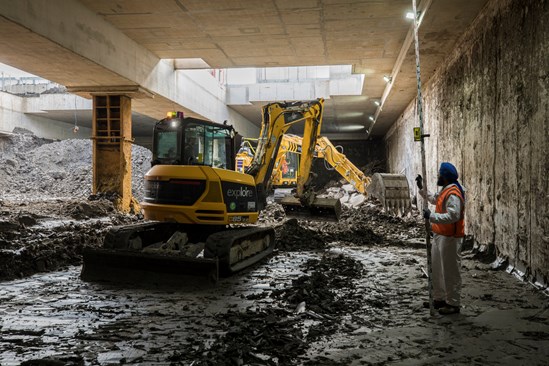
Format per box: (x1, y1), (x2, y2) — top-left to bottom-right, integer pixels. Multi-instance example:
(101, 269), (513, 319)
(151, 112), (235, 170)
(235, 139), (257, 173)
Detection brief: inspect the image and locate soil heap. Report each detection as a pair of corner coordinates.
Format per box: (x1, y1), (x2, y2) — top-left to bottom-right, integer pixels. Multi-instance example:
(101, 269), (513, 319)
(0, 130), (152, 201)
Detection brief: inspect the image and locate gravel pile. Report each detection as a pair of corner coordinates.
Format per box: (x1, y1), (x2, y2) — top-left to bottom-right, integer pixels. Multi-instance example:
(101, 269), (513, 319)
(0, 131), (152, 201)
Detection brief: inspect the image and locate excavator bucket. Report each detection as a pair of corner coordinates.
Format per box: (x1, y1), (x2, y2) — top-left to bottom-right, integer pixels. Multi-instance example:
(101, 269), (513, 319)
(367, 173), (411, 215)
(280, 196), (341, 222)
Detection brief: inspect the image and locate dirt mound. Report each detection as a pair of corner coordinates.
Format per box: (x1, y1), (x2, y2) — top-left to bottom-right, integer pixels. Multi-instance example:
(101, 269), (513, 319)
(0, 132), (152, 201)
(271, 201), (421, 251)
(271, 254), (365, 315)
(0, 198), (137, 281)
(275, 218), (327, 251)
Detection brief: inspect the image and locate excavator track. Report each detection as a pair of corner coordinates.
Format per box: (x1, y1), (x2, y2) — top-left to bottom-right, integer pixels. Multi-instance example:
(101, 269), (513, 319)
(81, 222), (275, 285)
(205, 226), (275, 275)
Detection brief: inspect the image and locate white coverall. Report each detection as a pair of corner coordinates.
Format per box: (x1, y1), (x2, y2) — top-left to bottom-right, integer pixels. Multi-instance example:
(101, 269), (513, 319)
(420, 183), (463, 307)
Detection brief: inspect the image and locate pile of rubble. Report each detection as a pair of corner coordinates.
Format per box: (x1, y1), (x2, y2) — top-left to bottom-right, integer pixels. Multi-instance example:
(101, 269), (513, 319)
(319, 182), (366, 209)
(268, 200), (421, 252)
(0, 130), (152, 201)
(0, 198), (138, 280)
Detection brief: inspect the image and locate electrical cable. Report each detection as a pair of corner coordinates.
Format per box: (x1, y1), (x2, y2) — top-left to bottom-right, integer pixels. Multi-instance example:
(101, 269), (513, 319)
(72, 97), (79, 134)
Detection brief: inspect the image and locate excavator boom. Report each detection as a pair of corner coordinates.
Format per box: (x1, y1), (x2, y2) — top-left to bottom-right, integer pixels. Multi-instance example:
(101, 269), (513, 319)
(237, 133), (411, 214)
(246, 99), (341, 221)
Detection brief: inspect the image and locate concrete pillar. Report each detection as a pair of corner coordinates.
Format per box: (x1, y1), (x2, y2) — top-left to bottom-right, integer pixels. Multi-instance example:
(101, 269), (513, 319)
(92, 95), (134, 212)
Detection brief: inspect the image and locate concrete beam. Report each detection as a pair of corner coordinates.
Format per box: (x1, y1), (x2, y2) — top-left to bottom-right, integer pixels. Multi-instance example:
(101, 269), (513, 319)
(0, 0), (258, 136)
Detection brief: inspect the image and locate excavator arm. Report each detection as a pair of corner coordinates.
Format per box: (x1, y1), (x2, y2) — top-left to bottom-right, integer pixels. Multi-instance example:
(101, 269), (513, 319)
(246, 100), (322, 189)
(315, 136), (371, 194)
(239, 133), (411, 214)
(245, 99), (341, 220)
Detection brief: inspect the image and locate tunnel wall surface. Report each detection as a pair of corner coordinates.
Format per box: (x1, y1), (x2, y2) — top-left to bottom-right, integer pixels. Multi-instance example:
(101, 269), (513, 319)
(385, 0), (549, 282)
(0, 91), (92, 139)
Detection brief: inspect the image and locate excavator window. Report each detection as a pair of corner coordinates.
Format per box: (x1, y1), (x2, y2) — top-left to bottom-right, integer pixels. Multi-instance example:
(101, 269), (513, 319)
(152, 115), (235, 168)
(183, 123), (232, 169)
(154, 130), (180, 163)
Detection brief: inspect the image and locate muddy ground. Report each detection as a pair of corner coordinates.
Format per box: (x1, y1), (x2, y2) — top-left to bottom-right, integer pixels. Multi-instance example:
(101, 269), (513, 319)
(0, 131), (547, 365)
(0, 197), (547, 365)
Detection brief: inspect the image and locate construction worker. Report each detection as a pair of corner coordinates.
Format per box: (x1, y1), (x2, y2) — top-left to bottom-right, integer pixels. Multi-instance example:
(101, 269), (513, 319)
(416, 162), (465, 315)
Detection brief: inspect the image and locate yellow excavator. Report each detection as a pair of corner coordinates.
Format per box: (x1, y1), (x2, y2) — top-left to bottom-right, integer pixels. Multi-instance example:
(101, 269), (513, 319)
(236, 133), (411, 212)
(81, 99), (340, 283)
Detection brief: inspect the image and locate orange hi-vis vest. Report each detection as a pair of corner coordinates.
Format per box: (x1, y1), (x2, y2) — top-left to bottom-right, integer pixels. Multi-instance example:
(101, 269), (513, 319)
(431, 185), (465, 238)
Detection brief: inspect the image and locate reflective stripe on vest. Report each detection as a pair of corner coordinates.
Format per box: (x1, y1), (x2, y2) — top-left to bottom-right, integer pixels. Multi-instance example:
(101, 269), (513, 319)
(431, 185), (465, 238)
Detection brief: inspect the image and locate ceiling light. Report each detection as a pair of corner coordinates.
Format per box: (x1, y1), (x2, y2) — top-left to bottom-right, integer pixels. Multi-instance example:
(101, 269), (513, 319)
(374, 100), (381, 106)
(369, 116), (375, 122)
(383, 75), (392, 83)
(406, 12), (415, 20)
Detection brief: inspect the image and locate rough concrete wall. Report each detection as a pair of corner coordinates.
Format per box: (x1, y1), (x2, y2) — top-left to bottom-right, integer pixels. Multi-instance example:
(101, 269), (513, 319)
(385, 0), (549, 282)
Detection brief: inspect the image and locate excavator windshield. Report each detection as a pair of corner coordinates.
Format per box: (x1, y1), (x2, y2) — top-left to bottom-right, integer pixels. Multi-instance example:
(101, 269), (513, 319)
(152, 116), (235, 169)
(184, 123), (232, 168)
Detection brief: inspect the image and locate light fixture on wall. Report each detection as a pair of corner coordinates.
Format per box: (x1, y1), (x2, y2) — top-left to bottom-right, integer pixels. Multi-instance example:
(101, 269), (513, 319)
(383, 75), (392, 83)
(406, 11), (421, 20)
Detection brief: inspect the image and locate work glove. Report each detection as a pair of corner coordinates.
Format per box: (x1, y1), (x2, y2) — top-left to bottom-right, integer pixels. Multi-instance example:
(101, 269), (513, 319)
(423, 208), (431, 220)
(415, 174), (423, 189)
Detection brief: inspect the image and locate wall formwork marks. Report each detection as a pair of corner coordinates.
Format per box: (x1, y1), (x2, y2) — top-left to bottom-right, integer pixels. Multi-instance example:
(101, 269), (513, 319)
(385, 0), (549, 282)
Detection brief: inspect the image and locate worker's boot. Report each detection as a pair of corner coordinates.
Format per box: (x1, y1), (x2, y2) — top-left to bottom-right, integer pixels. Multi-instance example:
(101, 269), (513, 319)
(438, 305), (460, 315)
(423, 300), (447, 309)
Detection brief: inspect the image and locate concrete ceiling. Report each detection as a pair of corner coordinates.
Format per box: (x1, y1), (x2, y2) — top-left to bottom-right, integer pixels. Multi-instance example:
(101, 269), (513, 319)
(79, 0), (490, 138)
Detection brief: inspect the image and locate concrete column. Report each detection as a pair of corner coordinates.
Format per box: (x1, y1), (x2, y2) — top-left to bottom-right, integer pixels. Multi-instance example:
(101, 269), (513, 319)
(92, 95), (134, 212)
